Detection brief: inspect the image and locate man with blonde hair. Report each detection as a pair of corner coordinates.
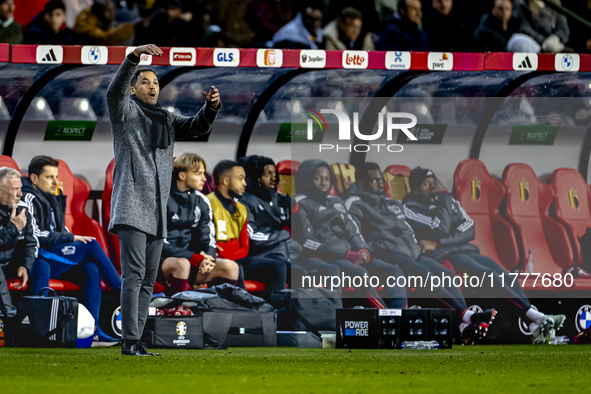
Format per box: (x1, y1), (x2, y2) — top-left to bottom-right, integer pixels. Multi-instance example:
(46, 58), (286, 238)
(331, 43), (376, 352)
(0, 167), (36, 317)
(159, 153), (240, 295)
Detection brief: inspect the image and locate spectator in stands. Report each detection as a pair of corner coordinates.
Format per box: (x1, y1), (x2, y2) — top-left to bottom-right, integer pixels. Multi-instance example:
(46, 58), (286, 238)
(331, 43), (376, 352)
(562, 0), (591, 53)
(513, 0), (569, 53)
(0, 0), (23, 44)
(25, 0), (75, 45)
(208, 160), (286, 299)
(293, 159), (406, 309)
(246, 0), (294, 46)
(474, 0), (518, 52)
(159, 153), (241, 296)
(0, 168), (36, 318)
(323, 7), (374, 51)
(74, 0), (134, 45)
(134, 0), (192, 47)
(269, 0), (323, 49)
(422, 0), (475, 52)
(403, 167), (567, 344)
(21, 156), (121, 347)
(379, 0), (430, 51)
(346, 163), (494, 344)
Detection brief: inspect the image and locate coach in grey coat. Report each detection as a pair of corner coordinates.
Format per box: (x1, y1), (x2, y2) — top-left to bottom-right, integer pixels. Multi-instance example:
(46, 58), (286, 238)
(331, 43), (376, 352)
(106, 44), (220, 356)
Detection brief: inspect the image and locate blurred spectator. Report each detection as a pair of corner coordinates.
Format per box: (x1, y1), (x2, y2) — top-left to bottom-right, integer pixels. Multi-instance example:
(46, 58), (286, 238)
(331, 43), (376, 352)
(327, 0), (381, 34)
(379, 0), (429, 51)
(63, 0), (93, 28)
(513, 0), (569, 53)
(375, 0), (399, 26)
(115, 0), (141, 23)
(134, 0), (192, 46)
(202, 0), (254, 48)
(0, 0), (22, 44)
(25, 0), (76, 45)
(422, 0), (475, 52)
(562, 0), (591, 53)
(323, 7), (374, 50)
(474, 0), (518, 52)
(269, 0), (323, 49)
(74, 0), (135, 45)
(246, 0), (293, 46)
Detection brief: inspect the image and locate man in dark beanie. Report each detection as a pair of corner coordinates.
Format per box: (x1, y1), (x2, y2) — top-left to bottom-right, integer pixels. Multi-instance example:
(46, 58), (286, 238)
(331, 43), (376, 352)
(24, 0), (75, 45)
(106, 44), (221, 356)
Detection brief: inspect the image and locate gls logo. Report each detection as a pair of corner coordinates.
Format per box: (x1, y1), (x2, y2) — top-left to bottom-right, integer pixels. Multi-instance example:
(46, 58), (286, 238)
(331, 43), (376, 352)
(213, 48), (240, 67)
(305, 108), (418, 152)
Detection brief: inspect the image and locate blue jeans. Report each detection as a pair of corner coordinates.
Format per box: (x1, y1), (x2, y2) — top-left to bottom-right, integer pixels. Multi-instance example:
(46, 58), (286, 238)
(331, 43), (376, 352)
(29, 240), (122, 324)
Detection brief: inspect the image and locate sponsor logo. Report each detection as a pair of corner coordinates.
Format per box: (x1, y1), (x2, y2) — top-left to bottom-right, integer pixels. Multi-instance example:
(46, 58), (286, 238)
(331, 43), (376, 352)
(170, 48), (196, 66)
(81, 46), (108, 65)
(176, 321), (187, 336)
(513, 53), (538, 71)
(126, 47), (152, 65)
(576, 304), (591, 332)
(61, 245), (76, 255)
(213, 48), (240, 67)
(0, 319), (4, 332)
(300, 50), (326, 68)
(192, 206), (201, 227)
(555, 53), (580, 72)
(385, 51), (411, 70)
(36, 46), (63, 64)
(257, 49), (283, 67)
(568, 189), (579, 209)
(344, 320), (369, 336)
(342, 51), (368, 69)
(378, 309), (402, 316)
(111, 306), (122, 337)
(428, 52), (453, 71)
(22, 316), (30, 325)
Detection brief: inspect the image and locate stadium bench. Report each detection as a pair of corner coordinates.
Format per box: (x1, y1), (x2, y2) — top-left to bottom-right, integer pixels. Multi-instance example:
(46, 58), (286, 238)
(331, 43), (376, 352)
(277, 160), (300, 197)
(331, 162), (355, 197)
(383, 165), (411, 202)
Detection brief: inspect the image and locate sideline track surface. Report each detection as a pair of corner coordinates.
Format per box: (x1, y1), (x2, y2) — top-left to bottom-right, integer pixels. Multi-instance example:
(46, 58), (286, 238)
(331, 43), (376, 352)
(0, 345), (589, 393)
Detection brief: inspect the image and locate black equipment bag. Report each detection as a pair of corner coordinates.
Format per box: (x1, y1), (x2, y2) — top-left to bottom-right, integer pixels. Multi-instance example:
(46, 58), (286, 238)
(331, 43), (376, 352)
(17, 287), (78, 348)
(270, 288), (343, 336)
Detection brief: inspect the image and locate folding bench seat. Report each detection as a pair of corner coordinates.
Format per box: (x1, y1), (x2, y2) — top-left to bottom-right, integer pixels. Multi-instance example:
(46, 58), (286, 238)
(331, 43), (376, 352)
(277, 160), (300, 197)
(383, 165), (411, 202)
(331, 163), (356, 197)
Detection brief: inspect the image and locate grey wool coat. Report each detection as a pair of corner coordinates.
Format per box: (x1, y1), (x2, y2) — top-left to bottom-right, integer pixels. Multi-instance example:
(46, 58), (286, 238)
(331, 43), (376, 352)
(106, 54), (220, 237)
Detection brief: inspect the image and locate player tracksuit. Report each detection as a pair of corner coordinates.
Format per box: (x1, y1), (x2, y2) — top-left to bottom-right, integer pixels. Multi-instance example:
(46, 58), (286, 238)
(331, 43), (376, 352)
(344, 182), (468, 313)
(20, 177), (122, 334)
(293, 160), (406, 308)
(161, 181), (243, 293)
(403, 191), (531, 310)
(208, 190), (286, 299)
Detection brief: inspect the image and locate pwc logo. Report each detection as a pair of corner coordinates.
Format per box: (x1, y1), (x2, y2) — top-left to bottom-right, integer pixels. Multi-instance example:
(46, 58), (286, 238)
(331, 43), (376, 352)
(257, 49), (283, 68)
(213, 48), (240, 67)
(170, 48), (196, 66)
(342, 51), (368, 69)
(428, 52), (453, 71)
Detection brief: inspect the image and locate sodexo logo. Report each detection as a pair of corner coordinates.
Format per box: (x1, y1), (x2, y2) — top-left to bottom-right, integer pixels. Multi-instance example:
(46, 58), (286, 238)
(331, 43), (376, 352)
(213, 48), (240, 67)
(303, 107), (418, 152)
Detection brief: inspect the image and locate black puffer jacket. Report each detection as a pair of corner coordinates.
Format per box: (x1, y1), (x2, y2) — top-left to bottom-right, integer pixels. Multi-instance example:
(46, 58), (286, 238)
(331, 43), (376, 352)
(345, 182), (421, 260)
(162, 181), (216, 262)
(293, 160), (369, 261)
(403, 192), (479, 261)
(20, 177), (73, 249)
(0, 203), (37, 272)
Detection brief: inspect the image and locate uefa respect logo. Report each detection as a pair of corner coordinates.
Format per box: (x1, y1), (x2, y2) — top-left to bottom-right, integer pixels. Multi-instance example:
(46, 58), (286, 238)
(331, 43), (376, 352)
(302, 107), (418, 152)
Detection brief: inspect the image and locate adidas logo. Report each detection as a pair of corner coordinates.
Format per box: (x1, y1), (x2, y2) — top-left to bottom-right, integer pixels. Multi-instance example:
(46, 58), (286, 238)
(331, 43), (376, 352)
(513, 53), (537, 71)
(518, 56), (533, 69)
(41, 49), (58, 62)
(172, 214), (180, 220)
(36, 46), (63, 64)
(22, 316), (30, 325)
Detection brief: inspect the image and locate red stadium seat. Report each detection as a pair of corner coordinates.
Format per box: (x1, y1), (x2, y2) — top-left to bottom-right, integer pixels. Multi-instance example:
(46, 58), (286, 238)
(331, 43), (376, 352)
(102, 158), (121, 271)
(331, 163), (356, 197)
(0, 155), (23, 174)
(383, 165), (411, 201)
(202, 172), (216, 195)
(453, 159), (520, 271)
(277, 160), (300, 196)
(502, 163), (575, 285)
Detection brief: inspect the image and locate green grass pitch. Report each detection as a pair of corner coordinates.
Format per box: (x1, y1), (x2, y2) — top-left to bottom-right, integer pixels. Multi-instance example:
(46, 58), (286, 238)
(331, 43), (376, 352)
(1, 345), (590, 393)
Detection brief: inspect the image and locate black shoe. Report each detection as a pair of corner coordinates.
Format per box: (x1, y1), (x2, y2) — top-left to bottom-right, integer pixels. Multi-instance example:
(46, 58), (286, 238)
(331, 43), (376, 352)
(460, 322), (489, 345)
(121, 341), (148, 356)
(135, 341), (161, 356)
(470, 308), (497, 325)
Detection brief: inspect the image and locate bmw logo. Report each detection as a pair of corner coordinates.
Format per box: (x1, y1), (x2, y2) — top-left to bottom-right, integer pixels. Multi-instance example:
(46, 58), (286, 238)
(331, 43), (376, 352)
(576, 304), (591, 332)
(111, 306), (122, 337)
(562, 54), (573, 71)
(89, 47), (101, 64)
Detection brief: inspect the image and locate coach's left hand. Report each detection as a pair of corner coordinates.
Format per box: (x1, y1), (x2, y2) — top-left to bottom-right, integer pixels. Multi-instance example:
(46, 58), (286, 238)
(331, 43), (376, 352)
(202, 86), (220, 108)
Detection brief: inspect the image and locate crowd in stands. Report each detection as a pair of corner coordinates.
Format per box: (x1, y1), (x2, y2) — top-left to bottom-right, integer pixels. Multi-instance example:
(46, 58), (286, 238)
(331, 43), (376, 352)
(0, 0), (588, 53)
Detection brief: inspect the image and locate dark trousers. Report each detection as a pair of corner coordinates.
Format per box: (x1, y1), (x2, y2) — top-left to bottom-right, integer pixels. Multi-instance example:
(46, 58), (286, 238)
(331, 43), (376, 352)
(118, 228), (164, 341)
(333, 258), (407, 309)
(449, 252), (531, 311)
(0, 265), (14, 314)
(238, 256), (287, 299)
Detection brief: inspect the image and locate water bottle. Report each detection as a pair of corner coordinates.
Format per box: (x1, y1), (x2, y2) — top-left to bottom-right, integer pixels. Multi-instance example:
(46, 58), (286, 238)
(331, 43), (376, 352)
(401, 340), (440, 350)
(548, 336), (569, 345)
(525, 251), (534, 274)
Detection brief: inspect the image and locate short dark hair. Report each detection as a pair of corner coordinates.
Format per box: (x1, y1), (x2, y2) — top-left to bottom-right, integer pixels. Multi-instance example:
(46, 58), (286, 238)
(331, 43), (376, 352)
(339, 7), (363, 23)
(356, 162), (381, 181)
(29, 155), (59, 178)
(44, 0), (66, 14)
(300, 0), (324, 13)
(131, 68), (157, 87)
(398, 0), (407, 14)
(213, 160), (240, 187)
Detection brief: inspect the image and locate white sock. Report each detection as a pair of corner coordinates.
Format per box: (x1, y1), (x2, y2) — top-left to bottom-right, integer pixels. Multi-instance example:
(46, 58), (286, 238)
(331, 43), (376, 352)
(459, 322), (469, 334)
(526, 308), (545, 323)
(462, 309), (474, 323)
(529, 322), (539, 334)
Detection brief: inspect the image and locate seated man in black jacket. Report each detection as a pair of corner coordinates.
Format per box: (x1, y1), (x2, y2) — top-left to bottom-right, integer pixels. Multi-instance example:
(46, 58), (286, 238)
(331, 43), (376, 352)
(159, 153), (240, 295)
(379, 0), (430, 51)
(0, 167), (36, 317)
(22, 155), (121, 346)
(346, 163), (494, 344)
(403, 167), (567, 345)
